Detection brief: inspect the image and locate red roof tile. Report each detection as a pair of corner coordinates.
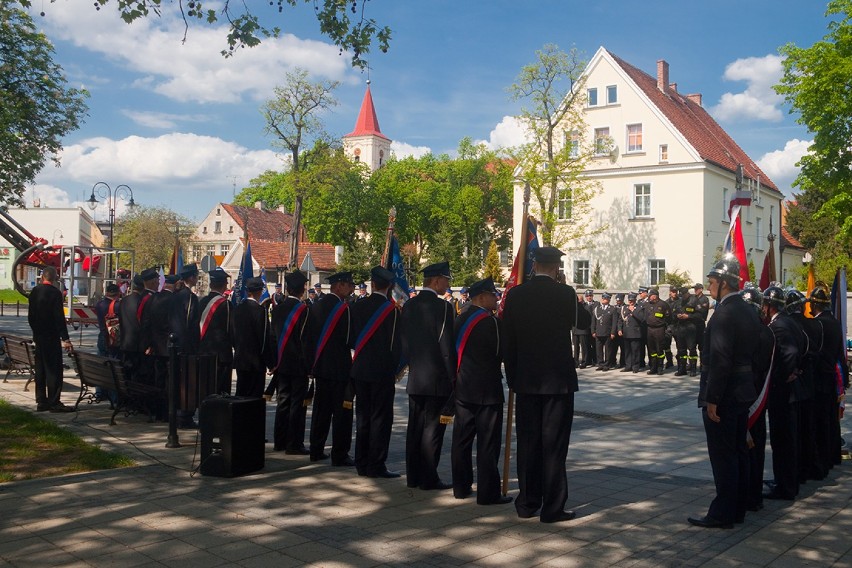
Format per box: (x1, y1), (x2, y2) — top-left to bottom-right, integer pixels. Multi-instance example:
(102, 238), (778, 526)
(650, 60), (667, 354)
(221, 204), (295, 243)
(608, 51), (780, 193)
(344, 85), (389, 141)
(780, 226), (805, 250)
(249, 238), (337, 271)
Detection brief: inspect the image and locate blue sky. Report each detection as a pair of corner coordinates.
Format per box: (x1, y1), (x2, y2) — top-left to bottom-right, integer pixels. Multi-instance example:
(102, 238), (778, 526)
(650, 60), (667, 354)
(24, 1), (831, 223)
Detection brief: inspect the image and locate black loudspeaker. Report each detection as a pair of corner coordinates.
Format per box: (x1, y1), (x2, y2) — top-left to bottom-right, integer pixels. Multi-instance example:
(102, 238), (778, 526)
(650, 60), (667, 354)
(199, 395), (265, 477)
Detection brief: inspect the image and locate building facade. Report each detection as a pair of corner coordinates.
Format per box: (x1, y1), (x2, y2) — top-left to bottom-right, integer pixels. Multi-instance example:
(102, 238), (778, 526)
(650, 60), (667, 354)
(343, 82), (392, 173)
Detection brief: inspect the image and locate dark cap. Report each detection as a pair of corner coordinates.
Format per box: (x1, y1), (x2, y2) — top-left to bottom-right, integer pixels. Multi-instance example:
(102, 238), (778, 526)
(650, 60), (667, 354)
(105, 283), (120, 295)
(370, 266), (395, 286)
(358, 282), (367, 290)
(638, 286), (649, 293)
(164, 274), (181, 284)
(460, 287), (469, 294)
(615, 293), (624, 301)
(601, 292), (612, 300)
(246, 277), (264, 292)
(694, 282), (704, 289)
(179, 264), (199, 279)
(314, 282), (322, 289)
(531, 246), (564, 264)
(308, 288), (317, 295)
(326, 271), (354, 285)
(274, 282), (282, 289)
(627, 292), (637, 301)
(648, 288), (660, 297)
(584, 289), (594, 297)
(209, 267), (230, 284)
(284, 270), (308, 288)
(132, 274), (144, 288)
(421, 261), (451, 279)
(468, 277), (498, 297)
(678, 286), (689, 295)
(140, 268), (159, 281)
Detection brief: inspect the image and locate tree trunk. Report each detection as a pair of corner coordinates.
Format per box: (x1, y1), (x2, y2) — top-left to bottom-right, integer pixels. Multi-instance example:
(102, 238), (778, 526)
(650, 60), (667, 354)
(289, 194), (303, 269)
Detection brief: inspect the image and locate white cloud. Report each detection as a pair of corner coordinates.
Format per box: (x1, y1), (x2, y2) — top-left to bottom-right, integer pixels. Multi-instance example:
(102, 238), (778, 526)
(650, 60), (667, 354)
(34, 4), (357, 104)
(478, 116), (531, 151)
(756, 138), (812, 196)
(121, 110), (208, 129)
(391, 141), (432, 159)
(710, 55), (784, 122)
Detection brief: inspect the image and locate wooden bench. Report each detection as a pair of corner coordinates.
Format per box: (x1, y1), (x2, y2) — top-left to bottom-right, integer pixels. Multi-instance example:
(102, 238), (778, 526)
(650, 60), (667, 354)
(1, 335), (35, 391)
(70, 351), (166, 425)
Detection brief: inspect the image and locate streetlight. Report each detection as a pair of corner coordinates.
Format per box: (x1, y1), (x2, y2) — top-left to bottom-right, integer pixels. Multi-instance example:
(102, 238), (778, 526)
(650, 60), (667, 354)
(86, 182), (137, 250)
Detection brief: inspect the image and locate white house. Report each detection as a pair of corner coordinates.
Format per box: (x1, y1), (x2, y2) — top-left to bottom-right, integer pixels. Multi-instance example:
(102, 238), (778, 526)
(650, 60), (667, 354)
(513, 47), (802, 290)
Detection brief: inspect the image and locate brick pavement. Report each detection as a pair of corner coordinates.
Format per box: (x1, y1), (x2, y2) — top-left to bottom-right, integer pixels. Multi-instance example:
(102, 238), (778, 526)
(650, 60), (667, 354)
(0, 317), (850, 567)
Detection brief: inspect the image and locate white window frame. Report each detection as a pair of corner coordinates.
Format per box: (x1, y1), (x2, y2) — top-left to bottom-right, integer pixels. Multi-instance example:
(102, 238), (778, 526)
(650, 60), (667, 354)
(634, 183), (651, 218)
(220, 244), (230, 256)
(565, 130), (579, 158)
(594, 127), (610, 155)
(649, 259), (666, 286)
(574, 260), (590, 286)
(606, 85), (618, 104)
(557, 188), (572, 221)
(587, 87), (598, 107)
(659, 144), (668, 162)
(755, 218), (763, 250)
(626, 123), (643, 153)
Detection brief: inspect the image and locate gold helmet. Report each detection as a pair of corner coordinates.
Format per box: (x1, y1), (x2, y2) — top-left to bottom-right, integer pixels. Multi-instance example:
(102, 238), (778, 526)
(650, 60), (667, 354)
(809, 281), (831, 306)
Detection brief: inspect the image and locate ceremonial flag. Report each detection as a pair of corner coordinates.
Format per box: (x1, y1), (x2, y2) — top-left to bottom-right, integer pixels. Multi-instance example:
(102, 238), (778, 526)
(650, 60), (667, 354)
(232, 240), (254, 306)
(758, 249), (776, 290)
(498, 217), (539, 317)
(386, 235), (411, 305)
(168, 240), (183, 275)
(722, 205), (750, 290)
(831, 267), (848, 416)
(157, 266), (165, 292)
(804, 262), (816, 318)
(259, 267), (270, 304)
(727, 190), (752, 219)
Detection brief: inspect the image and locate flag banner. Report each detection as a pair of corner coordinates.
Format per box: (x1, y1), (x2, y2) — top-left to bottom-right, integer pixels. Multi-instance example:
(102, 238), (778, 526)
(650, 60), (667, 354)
(259, 267), (270, 303)
(158, 266), (165, 292)
(387, 236), (411, 305)
(498, 217), (539, 316)
(722, 205), (750, 290)
(232, 240), (254, 306)
(758, 247), (776, 290)
(727, 190), (752, 219)
(831, 267), (848, 414)
(804, 263), (816, 318)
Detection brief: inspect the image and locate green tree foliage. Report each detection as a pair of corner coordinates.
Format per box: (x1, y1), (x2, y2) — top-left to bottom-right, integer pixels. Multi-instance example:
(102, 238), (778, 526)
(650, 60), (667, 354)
(483, 240), (502, 282)
(591, 260), (606, 289)
(664, 268), (692, 289)
(20, 0), (390, 67)
(112, 206), (194, 272)
(335, 237), (381, 285)
(0, 5), (88, 206)
(508, 44), (605, 248)
(776, 1), (852, 240)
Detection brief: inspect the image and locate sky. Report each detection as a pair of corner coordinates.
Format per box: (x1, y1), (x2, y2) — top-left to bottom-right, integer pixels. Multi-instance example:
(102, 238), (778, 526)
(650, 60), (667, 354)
(21, 0), (833, 224)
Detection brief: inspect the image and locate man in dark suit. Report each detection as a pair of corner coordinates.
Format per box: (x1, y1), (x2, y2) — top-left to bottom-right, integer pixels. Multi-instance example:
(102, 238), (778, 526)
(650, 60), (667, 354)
(502, 247), (591, 523)
(134, 268), (160, 385)
(149, 274), (179, 388)
(198, 268), (234, 395)
(308, 271), (355, 465)
(401, 261), (457, 490)
(268, 270), (312, 454)
(233, 277), (276, 398)
(689, 256), (760, 529)
(349, 266), (402, 477)
(173, 264), (201, 355)
(28, 266), (74, 412)
(616, 292), (644, 373)
(450, 277), (512, 505)
(591, 292), (616, 371)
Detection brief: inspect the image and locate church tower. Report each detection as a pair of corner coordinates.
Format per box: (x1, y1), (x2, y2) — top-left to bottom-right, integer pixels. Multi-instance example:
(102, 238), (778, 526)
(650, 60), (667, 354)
(343, 81), (391, 172)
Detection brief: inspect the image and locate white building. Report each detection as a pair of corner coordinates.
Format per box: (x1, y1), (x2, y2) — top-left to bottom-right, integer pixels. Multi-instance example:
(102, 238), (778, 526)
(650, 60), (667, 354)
(343, 82), (392, 173)
(513, 47), (802, 290)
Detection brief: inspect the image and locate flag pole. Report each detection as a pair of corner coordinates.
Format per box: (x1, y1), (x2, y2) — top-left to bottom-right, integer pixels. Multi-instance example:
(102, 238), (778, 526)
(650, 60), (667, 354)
(381, 206), (397, 267)
(502, 182), (531, 496)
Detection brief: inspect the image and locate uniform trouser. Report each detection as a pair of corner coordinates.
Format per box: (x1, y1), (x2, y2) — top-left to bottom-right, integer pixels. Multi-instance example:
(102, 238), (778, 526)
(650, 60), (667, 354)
(624, 338), (642, 371)
(572, 333), (588, 366)
(595, 336), (611, 367)
(310, 378), (353, 462)
(612, 334), (624, 367)
(585, 335), (597, 364)
(747, 410), (766, 510)
(514, 393), (574, 521)
(674, 325), (698, 362)
(646, 327), (666, 370)
(451, 400), (503, 503)
(274, 373), (309, 452)
(768, 396), (800, 498)
(812, 390), (838, 477)
(797, 397), (819, 481)
(215, 360), (233, 395)
(406, 394), (448, 488)
(702, 404), (749, 524)
(353, 378), (395, 475)
(123, 351), (154, 385)
(235, 367), (266, 398)
(33, 338), (64, 408)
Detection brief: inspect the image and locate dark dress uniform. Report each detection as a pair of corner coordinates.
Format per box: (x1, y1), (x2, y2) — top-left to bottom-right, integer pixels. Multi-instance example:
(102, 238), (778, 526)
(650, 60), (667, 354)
(746, 317), (775, 511)
(693, 290), (710, 351)
(307, 291), (354, 464)
(672, 291), (702, 376)
(572, 299), (590, 368)
(118, 288), (144, 381)
(644, 295), (671, 375)
(503, 270), (591, 522)
(28, 280), (70, 410)
(788, 310), (820, 482)
(232, 296), (275, 398)
(812, 309), (848, 476)
(697, 292), (760, 526)
(616, 299), (644, 372)
(349, 288), (401, 476)
(172, 285), (200, 355)
(269, 295), (312, 453)
(401, 286), (457, 490)
(451, 301), (505, 503)
(148, 287), (175, 390)
(584, 295), (598, 366)
(132, 286), (158, 385)
(591, 299), (616, 370)
(198, 289), (234, 395)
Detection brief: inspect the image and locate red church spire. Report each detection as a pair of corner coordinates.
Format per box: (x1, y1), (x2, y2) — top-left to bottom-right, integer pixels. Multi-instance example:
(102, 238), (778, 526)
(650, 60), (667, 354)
(345, 82), (390, 140)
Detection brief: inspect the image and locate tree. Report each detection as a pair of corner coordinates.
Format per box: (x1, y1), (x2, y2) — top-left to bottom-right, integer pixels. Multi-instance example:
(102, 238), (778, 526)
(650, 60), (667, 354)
(0, 5), (88, 206)
(664, 268), (692, 289)
(112, 206), (194, 272)
(591, 260), (606, 289)
(776, 0), (852, 240)
(19, 0), (390, 68)
(262, 69), (339, 268)
(483, 240), (502, 282)
(508, 44), (605, 248)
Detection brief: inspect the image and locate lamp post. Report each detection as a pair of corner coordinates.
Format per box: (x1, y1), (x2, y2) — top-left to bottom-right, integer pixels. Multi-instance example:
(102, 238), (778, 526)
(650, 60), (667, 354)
(87, 182), (137, 277)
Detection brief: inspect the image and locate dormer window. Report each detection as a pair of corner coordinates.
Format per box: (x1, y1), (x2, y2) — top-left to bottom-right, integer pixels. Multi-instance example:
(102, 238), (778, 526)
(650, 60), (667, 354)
(202, 226), (207, 234)
(216, 208), (220, 215)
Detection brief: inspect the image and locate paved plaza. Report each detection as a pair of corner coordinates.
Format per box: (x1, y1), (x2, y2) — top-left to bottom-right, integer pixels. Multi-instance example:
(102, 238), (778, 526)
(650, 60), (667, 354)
(0, 315), (850, 567)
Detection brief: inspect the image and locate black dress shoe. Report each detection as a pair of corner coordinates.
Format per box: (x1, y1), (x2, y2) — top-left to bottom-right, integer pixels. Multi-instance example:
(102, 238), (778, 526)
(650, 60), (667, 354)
(687, 515), (733, 529)
(479, 495), (513, 505)
(421, 480), (452, 490)
(762, 490), (794, 501)
(332, 456), (356, 467)
(285, 447), (311, 455)
(49, 403), (75, 413)
(747, 502), (764, 512)
(517, 509), (539, 519)
(310, 453), (330, 462)
(454, 487), (472, 499)
(619, 367), (631, 373)
(371, 470), (401, 479)
(541, 510), (576, 523)
(36, 403), (50, 412)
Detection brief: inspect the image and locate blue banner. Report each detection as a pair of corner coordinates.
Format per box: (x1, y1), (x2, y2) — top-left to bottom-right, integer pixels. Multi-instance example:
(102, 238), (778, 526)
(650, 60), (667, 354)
(259, 267), (270, 303)
(388, 236), (411, 303)
(232, 240), (254, 306)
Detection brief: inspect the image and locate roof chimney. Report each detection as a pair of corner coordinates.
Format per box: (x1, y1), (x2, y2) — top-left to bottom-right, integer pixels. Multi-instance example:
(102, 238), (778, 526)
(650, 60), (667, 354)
(657, 60), (669, 93)
(254, 201), (263, 210)
(686, 93), (703, 107)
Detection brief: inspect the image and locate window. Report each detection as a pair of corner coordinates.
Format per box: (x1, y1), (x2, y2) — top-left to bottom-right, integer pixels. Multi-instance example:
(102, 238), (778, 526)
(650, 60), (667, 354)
(216, 208), (220, 216)
(756, 218), (763, 249)
(626, 124), (643, 152)
(587, 88), (598, 107)
(659, 144), (668, 162)
(228, 225), (234, 233)
(722, 188), (729, 221)
(214, 221), (221, 234)
(594, 127), (610, 155)
(202, 226), (207, 234)
(557, 189), (572, 220)
(220, 244), (230, 256)
(565, 130), (579, 158)
(634, 184), (651, 217)
(649, 259), (666, 286)
(206, 245), (215, 256)
(574, 260), (590, 286)
(606, 85), (618, 104)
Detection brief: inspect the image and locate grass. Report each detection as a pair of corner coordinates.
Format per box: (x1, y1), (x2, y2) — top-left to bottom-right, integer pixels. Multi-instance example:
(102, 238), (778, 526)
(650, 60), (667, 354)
(0, 398), (135, 482)
(0, 289), (28, 304)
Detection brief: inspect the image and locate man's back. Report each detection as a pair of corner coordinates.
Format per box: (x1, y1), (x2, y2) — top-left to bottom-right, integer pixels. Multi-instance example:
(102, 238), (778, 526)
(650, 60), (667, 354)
(401, 290), (455, 397)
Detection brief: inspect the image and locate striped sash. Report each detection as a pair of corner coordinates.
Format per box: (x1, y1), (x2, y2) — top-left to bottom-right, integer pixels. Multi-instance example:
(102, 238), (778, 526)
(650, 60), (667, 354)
(273, 302), (307, 371)
(455, 308), (491, 373)
(747, 338), (776, 429)
(314, 300), (349, 366)
(199, 295), (227, 341)
(352, 300), (396, 362)
(136, 292), (152, 323)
